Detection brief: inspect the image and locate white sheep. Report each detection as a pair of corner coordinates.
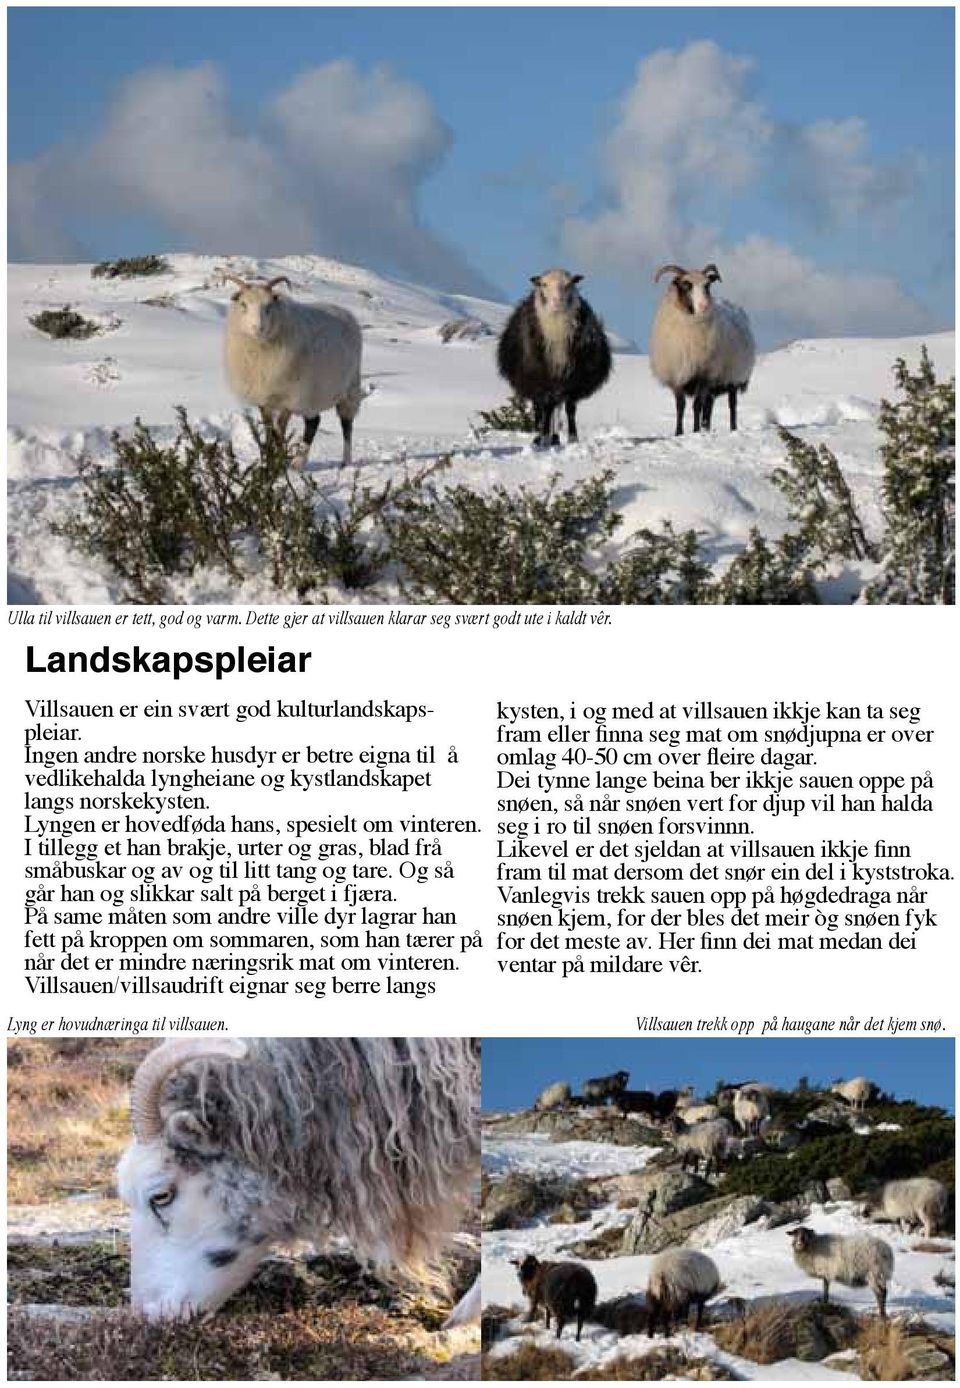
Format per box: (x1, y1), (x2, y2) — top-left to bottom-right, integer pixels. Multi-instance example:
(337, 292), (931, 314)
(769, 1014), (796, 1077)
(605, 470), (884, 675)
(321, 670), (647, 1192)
(862, 1178), (949, 1239)
(673, 1085), (697, 1110)
(535, 1081), (571, 1111)
(646, 1248), (721, 1336)
(830, 1077), (877, 1113)
(220, 271), (362, 467)
(672, 1116), (732, 1179)
(680, 1102), (720, 1125)
(788, 1226), (894, 1319)
(649, 263), (755, 436)
(733, 1088), (770, 1136)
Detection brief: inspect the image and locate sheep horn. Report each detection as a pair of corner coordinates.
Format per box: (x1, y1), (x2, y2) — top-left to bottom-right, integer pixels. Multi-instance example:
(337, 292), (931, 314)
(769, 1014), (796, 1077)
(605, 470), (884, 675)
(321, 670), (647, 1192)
(265, 276), (292, 292)
(655, 264), (687, 283)
(702, 263), (722, 282)
(216, 269), (250, 290)
(130, 1037), (248, 1142)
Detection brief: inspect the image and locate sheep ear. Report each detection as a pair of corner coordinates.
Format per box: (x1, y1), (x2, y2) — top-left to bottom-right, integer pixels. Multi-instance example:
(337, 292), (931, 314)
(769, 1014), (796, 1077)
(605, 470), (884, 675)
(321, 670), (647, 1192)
(165, 1109), (223, 1159)
(530, 275), (542, 287)
(571, 274), (584, 285)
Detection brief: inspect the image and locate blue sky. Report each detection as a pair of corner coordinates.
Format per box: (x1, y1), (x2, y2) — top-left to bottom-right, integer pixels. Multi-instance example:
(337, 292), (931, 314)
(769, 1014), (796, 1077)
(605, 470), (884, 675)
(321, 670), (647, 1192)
(7, 8), (955, 346)
(482, 1038), (955, 1113)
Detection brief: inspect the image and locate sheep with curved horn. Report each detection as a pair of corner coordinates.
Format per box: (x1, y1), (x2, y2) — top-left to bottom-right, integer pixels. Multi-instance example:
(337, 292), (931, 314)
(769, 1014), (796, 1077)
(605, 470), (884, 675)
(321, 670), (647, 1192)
(118, 1038), (480, 1324)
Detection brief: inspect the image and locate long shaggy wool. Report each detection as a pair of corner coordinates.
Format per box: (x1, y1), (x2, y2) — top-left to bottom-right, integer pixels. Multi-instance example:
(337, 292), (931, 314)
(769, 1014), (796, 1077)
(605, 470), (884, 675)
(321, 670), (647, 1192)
(159, 1038), (479, 1278)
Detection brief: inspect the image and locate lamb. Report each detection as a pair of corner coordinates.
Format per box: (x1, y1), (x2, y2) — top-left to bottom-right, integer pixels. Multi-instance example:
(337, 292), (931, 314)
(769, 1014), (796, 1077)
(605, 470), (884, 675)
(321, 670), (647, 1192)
(496, 269), (612, 448)
(513, 1254), (598, 1342)
(862, 1178), (949, 1239)
(733, 1087), (770, 1136)
(582, 1070), (630, 1105)
(649, 263), (755, 436)
(831, 1077), (877, 1113)
(220, 271), (362, 467)
(645, 1249), (721, 1336)
(535, 1081), (572, 1111)
(671, 1116), (732, 1179)
(789, 1226), (894, 1318)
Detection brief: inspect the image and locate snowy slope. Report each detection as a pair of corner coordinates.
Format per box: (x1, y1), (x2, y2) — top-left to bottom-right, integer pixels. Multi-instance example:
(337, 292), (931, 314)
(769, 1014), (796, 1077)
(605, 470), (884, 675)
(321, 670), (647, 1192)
(482, 1127), (956, 1380)
(7, 253), (955, 604)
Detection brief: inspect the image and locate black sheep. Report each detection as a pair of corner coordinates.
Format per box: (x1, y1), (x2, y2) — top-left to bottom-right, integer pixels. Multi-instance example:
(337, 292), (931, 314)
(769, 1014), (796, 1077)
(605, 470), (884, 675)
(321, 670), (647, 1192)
(513, 1255), (598, 1342)
(496, 269), (612, 448)
(617, 1089), (658, 1119)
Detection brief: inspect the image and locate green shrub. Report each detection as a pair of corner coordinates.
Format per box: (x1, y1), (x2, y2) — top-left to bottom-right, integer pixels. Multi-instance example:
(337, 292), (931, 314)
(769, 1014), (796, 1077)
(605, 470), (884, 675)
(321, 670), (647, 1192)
(30, 306), (103, 340)
(475, 393), (537, 434)
(863, 347), (955, 604)
(598, 522), (712, 604)
(384, 470), (619, 603)
(719, 1114), (955, 1203)
(92, 254), (170, 279)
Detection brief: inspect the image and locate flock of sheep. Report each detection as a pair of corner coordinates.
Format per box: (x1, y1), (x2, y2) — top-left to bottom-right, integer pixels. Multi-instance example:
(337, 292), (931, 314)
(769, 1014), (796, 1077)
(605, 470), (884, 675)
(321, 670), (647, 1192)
(219, 260), (756, 465)
(510, 1068), (951, 1342)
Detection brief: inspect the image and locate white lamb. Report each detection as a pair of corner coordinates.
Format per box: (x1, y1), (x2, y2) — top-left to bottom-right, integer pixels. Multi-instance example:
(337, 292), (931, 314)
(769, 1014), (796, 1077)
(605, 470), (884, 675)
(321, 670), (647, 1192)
(221, 271), (362, 467)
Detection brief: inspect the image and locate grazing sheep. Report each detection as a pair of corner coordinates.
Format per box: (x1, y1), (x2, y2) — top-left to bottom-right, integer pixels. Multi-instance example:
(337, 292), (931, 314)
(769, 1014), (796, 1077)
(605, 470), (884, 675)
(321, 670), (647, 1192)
(863, 1178), (949, 1239)
(513, 1255), (598, 1342)
(671, 1116), (732, 1179)
(220, 271), (362, 467)
(733, 1088), (770, 1136)
(831, 1077), (877, 1113)
(649, 263), (755, 436)
(582, 1070), (630, 1105)
(496, 269), (612, 448)
(788, 1226), (894, 1319)
(535, 1081), (572, 1112)
(646, 1249), (721, 1336)
(117, 1038), (479, 1321)
(617, 1090), (658, 1119)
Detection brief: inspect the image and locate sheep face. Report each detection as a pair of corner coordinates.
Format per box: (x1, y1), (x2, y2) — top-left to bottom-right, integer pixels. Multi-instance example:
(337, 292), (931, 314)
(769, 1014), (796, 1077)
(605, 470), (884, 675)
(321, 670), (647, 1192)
(229, 285), (287, 344)
(531, 269), (583, 316)
(658, 264), (721, 319)
(117, 1130), (271, 1319)
(789, 1226), (815, 1257)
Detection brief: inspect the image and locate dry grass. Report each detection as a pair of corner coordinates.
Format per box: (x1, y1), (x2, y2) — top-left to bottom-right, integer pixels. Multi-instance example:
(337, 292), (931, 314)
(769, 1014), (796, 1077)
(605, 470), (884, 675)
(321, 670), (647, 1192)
(8, 1303), (470, 1381)
(482, 1342), (576, 1379)
(857, 1318), (955, 1381)
(578, 1349), (738, 1380)
(711, 1300), (860, 1365)
(7, 1039), (151, 1204)
(911, 1240), (953, 1254)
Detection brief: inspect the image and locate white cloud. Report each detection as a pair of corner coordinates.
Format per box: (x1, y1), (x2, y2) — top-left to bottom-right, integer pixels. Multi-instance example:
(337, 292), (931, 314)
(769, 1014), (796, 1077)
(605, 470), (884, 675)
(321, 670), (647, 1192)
(8, 61), (495, 296)
(561, 40), (932, 337)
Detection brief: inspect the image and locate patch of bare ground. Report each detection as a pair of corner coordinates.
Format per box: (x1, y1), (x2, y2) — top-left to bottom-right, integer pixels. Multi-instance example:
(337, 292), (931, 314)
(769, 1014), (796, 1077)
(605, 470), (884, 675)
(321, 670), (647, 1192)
(7, 1038), (152, 1205)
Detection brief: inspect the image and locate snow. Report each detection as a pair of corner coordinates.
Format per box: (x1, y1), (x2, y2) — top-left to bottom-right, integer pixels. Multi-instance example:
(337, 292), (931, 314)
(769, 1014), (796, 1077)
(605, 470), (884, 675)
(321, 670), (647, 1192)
(7, 252), (955, 604)
(482, 1120), (955, 1380)
(484, 1133), (659, 1181)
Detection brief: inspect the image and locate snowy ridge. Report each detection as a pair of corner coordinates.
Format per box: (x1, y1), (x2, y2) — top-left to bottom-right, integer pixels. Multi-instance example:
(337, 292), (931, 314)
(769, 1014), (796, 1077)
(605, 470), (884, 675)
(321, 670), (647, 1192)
(7, 253), (955, 604)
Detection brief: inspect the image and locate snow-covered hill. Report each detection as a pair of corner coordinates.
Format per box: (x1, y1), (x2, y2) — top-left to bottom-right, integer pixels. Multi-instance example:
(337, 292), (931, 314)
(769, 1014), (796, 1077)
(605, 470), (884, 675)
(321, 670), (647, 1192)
(7, 254), (955, 604)
(482, 1126), (955, 1381)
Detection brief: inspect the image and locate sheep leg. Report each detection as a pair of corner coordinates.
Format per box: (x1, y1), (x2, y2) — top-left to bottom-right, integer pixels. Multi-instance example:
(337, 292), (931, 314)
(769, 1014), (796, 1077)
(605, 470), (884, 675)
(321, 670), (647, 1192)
(565, 399), (579, 444)
(821, 1279), (830, 1305)
(296, 415), (320, 468)
(701, 391), (715, 431)
(335, 403), (355, 470)
(548, 400), (561, 447)
(556, 1313), (566, 1340)
(576, 1309), (584, 1342)
(876, 1285), (887, 1320)
(674, 391), (685, 436)
(692, 393), (703, 433)
(532, 399), (550, 447)
(728, 387), (738, 431)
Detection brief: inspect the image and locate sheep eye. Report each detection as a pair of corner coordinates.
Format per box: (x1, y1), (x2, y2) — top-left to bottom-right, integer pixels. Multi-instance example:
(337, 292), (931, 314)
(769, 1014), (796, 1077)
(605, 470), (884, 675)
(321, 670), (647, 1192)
(149, 1189), (176, 1214)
